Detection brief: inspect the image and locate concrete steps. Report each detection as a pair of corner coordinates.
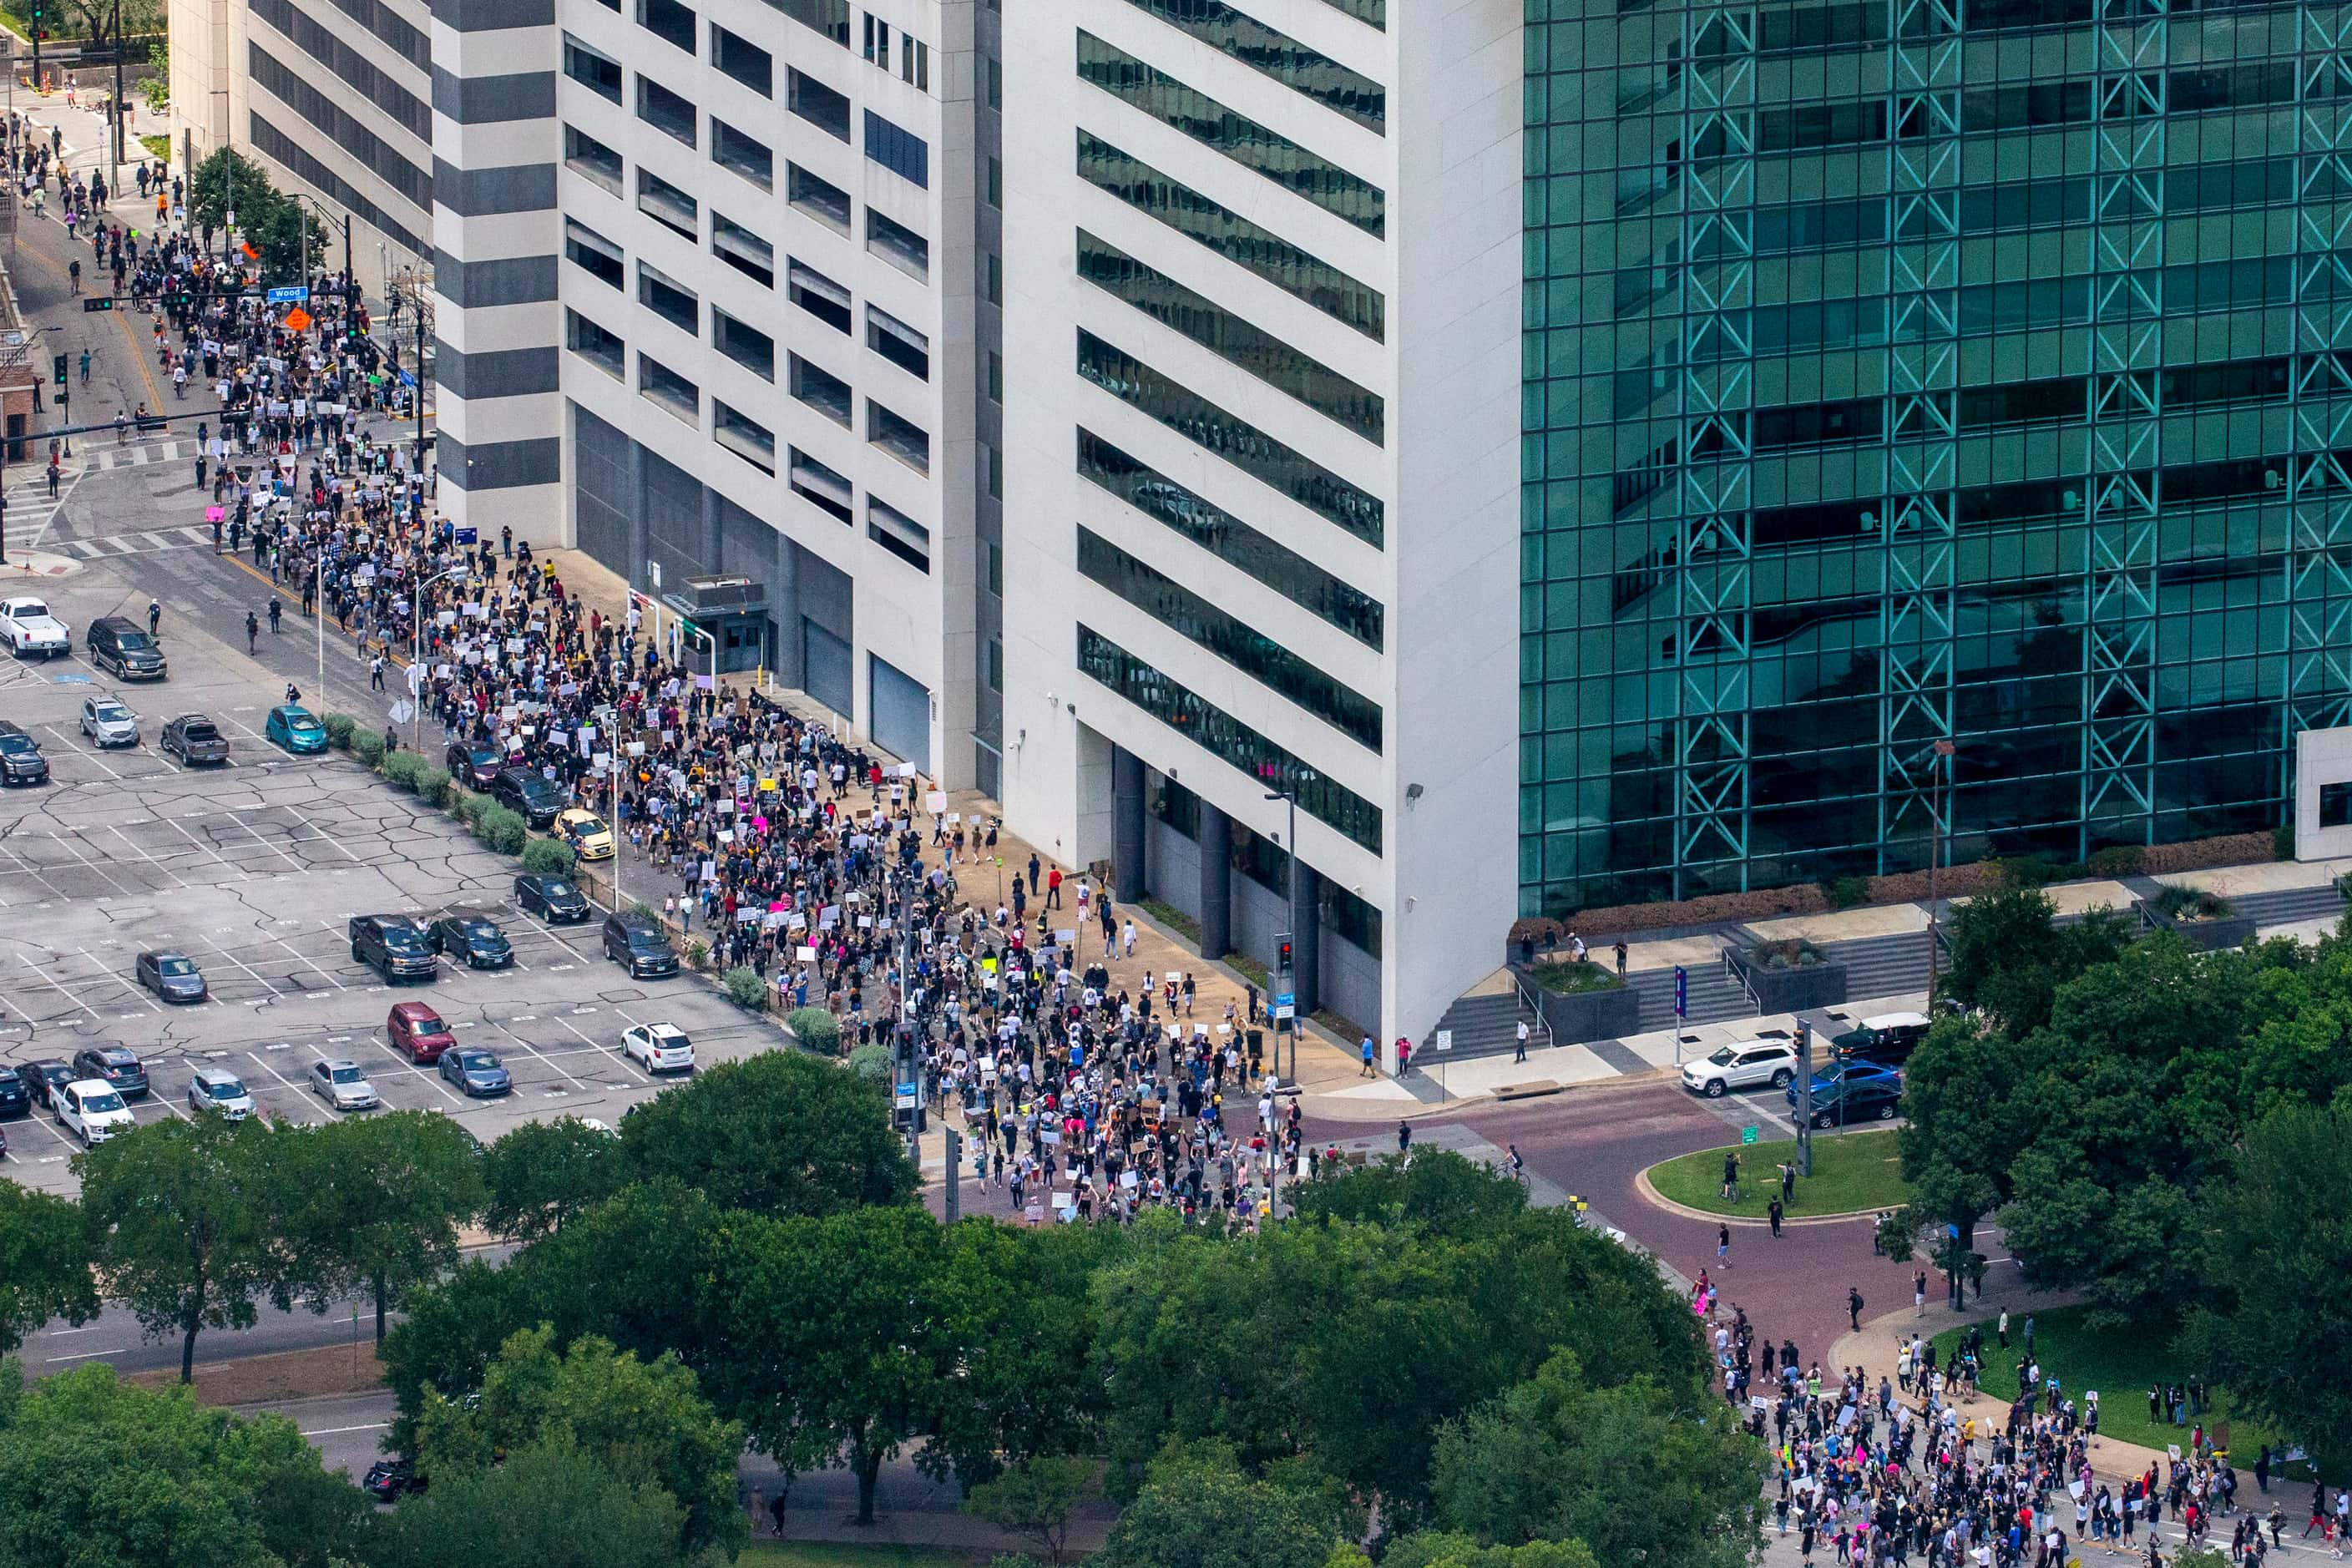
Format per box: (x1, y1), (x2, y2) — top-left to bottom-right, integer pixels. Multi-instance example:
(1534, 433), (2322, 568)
(2236, 883), (2347, 928)
(1421, 988), (1544, 1063)
(1627, 959), (1754, 1034)
(1822, 930), (1935, 1008)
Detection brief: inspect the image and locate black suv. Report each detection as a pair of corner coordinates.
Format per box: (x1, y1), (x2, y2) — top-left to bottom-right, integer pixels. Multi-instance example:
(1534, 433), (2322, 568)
(429, 908), (513, 969)
(0, 1066), (29, 1120)
(0, 721), (48, 786)
(489, 766), (565, 828)
(349, 914), (439, 982)
(445, 740), (504, 790)
(514, 873), (592, 923)
(87, 616), (168, 680)
(161, 714), (231, 765)
(71, 1046), (149, 1100)
(602, 910), (678, 979)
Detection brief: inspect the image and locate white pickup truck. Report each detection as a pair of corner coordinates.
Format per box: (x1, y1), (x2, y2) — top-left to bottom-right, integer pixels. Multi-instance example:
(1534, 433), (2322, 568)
(55, 1079), (136, 1145)
(1, 596), (70, 660)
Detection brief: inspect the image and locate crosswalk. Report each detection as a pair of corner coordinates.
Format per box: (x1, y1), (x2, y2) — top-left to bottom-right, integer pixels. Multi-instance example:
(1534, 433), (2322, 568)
(83, 439), (192, 473)
(53, 524), (217, 559)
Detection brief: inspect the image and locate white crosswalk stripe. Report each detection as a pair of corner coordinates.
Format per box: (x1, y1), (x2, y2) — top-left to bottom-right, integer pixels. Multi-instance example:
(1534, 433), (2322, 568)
(57, 524), (216, 559)
(85, 440), (190, 473)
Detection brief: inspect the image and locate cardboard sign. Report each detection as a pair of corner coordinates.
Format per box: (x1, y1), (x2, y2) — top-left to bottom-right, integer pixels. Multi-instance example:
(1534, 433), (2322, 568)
(797, 945), (817, 961)
(927, 792), (948, 812)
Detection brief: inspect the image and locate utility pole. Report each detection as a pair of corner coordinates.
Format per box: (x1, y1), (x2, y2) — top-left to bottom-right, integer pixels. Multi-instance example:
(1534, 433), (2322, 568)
(341, 213), (352, 289)
(943, 1126), (960, 1223)
(1794, 1019), (1813, 1177)
(107, 0), (121, 199)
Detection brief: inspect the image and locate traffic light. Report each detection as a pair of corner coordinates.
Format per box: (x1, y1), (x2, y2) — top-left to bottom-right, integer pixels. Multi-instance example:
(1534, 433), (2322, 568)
(1276, 937), (1294, 975)
(81, 296), (114, 313)
(50, 352), (64, 387)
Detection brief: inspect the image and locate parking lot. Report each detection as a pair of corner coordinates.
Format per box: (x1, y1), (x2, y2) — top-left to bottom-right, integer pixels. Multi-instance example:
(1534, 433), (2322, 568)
(0, 569), (782, 1195)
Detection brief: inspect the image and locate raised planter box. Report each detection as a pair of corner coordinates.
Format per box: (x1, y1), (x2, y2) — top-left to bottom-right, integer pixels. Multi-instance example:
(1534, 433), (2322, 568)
(2134, 898), (2256, 953)
(1513, 964), (1642, 1044)
(1742, 958), (1849, 1014)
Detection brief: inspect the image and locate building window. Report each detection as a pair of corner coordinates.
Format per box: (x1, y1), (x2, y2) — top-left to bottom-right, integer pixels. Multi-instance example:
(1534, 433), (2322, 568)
(563, 34), (623, 101)
(1077, 626), (1382, 852)
(862, 110), (928, 188)
(1076, 331), (1383, 547)
(2324, 781), (2352, 830)
(901, 38), (928, 90)
(564, 220), (625, 288)
(1115, 0), (1383, 132)
(789, 448), (853, 522)
(638, 262), (699, 332)
(867, 494), (930, 570)
(638, 354), (699, 422)
(985, 638), (1003, 692)
(566, 310), (625, 377)
(789, 68), (852, 141)
(714, 310), (776, 380)
(986, 349), (1001, 403)
(1075, 32), (1383, 237)
(1077, 428), (1383, 648)
(564, 124), (622, 195)
(789, 354), (853, 426)
(712, 120), (773, 190)
(1078, 230), (1383, 445)
(868, 400), (929, 473)
(986, 441), (1001, 498)
(865, 305), (928, 380)
(788, 260), (852, 333)
(862, 12), (889, 68)
(787, 163), (852, 232)
(985, 56), (999, 109)
(764, 0), (847, 46)
(867, 208), (928, 278)
(986, 154), (1001, 208)
(637, 76), (697, 144)
(983, 539), (1003, 595)
(711, 25), (772, 94)
(714, 401), (776, 473)
(638, 0), (694, 51)
(635, 167), (698, 240)
(711, 214), (774, 287)
(1077, 131), (1383, 341)
(1078, 528), (1383, 751)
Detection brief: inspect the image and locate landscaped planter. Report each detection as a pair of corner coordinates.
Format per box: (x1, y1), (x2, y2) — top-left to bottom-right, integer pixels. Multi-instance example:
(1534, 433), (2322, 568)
(1513, 968), (1642, 1044)
(2134, 898), (2256, 952)
(1746, 959), (1849, 1013)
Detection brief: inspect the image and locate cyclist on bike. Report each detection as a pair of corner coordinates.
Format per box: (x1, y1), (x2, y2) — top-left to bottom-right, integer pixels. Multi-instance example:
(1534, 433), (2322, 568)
(245, 611), (259, 653)
(1506, 1144), (1526, 1183)
(267, 596), (281, 634)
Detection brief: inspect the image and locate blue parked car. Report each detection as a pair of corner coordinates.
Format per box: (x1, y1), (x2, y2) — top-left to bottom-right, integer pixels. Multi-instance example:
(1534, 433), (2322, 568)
(439, 1047), (513, 1098)
(1786, 1060), (1902, 1107)
(265, 705), (328, 754)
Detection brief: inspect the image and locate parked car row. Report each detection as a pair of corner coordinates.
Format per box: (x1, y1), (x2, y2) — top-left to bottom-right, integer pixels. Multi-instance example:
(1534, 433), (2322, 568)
(1678, 1010), (1926, 1127)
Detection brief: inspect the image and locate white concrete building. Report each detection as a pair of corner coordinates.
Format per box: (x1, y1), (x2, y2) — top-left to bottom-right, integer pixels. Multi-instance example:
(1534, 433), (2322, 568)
(172, 0), (1004, 787)
(998, 0), (1524, 1055)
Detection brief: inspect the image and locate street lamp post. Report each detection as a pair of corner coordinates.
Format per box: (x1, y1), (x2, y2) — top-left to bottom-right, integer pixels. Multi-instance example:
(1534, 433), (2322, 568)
(1925, 738), (1958, 998)
(1263, 788), (1299, 1083)
(408, 564), (466, 751)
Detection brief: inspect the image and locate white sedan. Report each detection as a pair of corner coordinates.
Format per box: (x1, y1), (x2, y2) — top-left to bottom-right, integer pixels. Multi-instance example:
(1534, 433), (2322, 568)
(621, 1023), (695, 1075)
(1, 596), (69, 659)
(1680, 1039), (1798, 1098)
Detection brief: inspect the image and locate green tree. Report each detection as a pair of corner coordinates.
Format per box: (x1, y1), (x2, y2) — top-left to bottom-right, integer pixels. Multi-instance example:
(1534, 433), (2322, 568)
(185, 148), (325, 280)
(619, 1048), (914, 1216)
(2183, 1105), (2352, 1479)
(1383, 1535), (1601, 1568)
(1937, 880), (2134, 1035)
(366, 1440), (692, 1568)
(59, 0), (159, 49)
(1292, 1150), (1529, 1238)
(1426, 1351), (1761, 1568)
(480, 1117), (625, 1242)
(0, 1178), (98, 1353)
(77, 1115), (285, 1383)
(964, 1455), (1099, 1565)
(0, 1362), (366, 1568)
(1093, 1439), (1346, 1568)
(706, 1205), (955, 1524)
(412, 1326), (746, 1558)
(277, 1110), (485, 1344)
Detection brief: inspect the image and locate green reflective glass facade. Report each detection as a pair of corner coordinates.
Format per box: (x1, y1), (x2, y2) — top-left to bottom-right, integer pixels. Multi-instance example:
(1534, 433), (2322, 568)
(1521, 0), (2352, 916)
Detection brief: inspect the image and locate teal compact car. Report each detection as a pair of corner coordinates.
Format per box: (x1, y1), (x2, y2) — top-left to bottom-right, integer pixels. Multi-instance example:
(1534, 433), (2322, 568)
(265, 705), (328, 754)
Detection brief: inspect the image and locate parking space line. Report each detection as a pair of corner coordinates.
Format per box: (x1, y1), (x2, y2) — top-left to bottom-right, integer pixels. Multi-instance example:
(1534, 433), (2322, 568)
(163, 817), (250, 881)
(245, 1051), (325, 1125)
(363, 1030), (467, 1108)
(45, 829), (142, 898)
(103, 823), (197, 891)
(199, 936), (285, 999)
(288, 814), (365, 863)
(40, 726), (121, 778)
(78, 948), (162, 1012)
(17, 953), (103, 1022)
(17, 1106), (78, 1150)
(507, 909), (597, 965)
(221, 816), (310, 874)
(553, 1012), (655, 1083)
(492, 1019), (595, 1094)
(0, 845), (70, 902)
(268, 933), (346, 990)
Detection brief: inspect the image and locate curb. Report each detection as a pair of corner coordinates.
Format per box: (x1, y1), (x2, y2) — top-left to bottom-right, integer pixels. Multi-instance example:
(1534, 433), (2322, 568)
(1634, 1163), (1886, 1227)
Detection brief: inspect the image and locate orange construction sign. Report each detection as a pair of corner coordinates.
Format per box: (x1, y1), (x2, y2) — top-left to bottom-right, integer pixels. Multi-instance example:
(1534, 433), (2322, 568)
(283, 306), (312, 331)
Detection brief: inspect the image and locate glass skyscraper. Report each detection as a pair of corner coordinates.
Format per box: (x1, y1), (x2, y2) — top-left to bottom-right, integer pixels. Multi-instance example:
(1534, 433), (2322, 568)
(1522, 0), (2351, 914)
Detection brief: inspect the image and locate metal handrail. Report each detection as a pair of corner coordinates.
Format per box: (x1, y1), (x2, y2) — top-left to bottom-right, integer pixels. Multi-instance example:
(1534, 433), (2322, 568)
(1515, 974), (1555, 1053)
(1721, 942), (1758, 1005)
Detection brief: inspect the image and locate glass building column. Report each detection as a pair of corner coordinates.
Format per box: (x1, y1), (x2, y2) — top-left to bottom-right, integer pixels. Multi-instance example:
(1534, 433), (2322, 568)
(2078, 0), (2167, 848)
(2284, 18), (2352, 770)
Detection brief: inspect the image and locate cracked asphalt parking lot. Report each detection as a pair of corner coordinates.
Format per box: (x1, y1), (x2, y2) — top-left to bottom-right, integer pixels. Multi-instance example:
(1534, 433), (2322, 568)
(0, 598), (777, 1195)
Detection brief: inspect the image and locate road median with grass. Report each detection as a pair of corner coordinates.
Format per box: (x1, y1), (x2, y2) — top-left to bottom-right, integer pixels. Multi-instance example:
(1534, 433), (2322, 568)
(1643, 1127), (1911, 1220)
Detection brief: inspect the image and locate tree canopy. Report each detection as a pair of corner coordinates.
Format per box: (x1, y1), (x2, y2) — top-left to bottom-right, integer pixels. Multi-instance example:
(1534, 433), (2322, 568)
(0, 1180), (97, 1353)
(615, 1049), (916, 1216)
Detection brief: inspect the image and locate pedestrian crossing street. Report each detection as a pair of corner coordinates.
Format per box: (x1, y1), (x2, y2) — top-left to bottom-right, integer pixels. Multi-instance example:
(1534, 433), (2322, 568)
(51, 524), (217, 559)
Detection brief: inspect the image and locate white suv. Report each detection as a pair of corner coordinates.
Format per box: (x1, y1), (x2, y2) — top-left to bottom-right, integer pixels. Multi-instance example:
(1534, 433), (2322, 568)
(1681, 1039), (1798, 1098)
(622, 1023), (695, 1075)
(56, 1079), (137, 1144)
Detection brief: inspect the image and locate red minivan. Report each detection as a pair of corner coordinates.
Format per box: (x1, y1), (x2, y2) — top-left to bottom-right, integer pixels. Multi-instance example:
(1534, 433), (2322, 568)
(386, 1001), (455, 1064)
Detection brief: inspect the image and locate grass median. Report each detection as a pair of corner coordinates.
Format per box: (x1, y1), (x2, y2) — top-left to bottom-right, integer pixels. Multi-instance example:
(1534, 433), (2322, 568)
(1645, 1127), (1910, 1218)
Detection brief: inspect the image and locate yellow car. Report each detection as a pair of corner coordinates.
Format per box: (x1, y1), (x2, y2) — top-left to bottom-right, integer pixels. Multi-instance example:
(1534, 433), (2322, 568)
(554, 807), (616, 861)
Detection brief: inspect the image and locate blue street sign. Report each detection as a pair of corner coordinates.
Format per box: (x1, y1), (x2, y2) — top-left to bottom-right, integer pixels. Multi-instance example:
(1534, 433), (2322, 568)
(1275, 990), (1295, 1009)
(453, 526), (478, 544)
(894, 1081), (918, 1109)
(398, 369), (417, 387)
(266, 286), (310, 304)
(1673, 964), (1688, 1019)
